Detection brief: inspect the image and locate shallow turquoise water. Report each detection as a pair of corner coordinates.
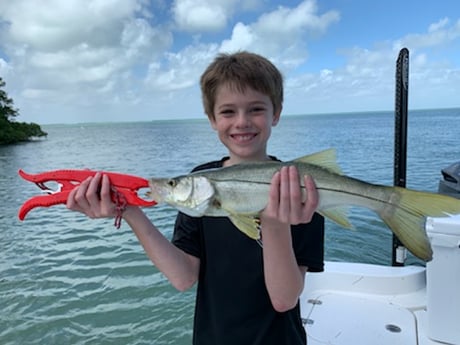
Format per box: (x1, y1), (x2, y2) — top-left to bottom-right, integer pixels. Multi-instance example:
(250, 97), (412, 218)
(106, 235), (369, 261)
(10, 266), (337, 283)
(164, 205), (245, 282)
(1, 108), (458, 344)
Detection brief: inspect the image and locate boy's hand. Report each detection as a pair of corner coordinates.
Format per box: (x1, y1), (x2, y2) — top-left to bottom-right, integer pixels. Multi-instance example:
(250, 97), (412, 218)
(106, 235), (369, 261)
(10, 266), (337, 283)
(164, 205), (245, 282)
(66, 172), (119, 219)
(262, 166), (319, 225)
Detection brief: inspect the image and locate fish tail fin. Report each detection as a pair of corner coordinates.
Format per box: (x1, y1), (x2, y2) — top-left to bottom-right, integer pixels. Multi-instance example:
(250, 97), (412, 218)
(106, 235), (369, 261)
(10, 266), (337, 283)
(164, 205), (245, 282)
(378, 187), (460, 261)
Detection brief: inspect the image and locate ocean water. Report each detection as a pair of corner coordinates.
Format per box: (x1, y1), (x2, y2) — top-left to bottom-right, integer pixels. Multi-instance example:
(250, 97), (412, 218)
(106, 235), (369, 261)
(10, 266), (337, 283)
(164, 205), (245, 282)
(0, 108), (458, 344)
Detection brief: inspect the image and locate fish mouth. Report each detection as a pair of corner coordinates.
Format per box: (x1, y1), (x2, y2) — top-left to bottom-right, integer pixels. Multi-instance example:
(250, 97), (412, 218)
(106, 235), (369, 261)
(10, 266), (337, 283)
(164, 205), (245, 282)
(147, 179), (168, 202)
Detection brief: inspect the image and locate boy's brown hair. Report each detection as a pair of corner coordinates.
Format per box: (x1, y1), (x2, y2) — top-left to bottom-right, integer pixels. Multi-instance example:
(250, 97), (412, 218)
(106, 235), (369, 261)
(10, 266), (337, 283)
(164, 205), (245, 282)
(200, 51), (284, 120)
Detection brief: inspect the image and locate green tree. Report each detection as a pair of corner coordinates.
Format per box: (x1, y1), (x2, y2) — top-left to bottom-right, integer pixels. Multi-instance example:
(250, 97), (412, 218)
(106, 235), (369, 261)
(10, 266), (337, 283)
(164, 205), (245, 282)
(0, 77), (47, 145)
(0, 77), (19, 121)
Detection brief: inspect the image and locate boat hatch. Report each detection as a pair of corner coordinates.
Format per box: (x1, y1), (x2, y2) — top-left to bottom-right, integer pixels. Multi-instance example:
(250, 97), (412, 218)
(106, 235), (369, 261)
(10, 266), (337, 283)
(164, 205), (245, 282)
(303, 293), (417, 344)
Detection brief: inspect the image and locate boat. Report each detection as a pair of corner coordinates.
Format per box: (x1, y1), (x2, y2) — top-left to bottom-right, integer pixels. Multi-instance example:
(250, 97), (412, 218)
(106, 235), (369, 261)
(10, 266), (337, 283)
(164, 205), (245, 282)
(300, 48), (460, 345)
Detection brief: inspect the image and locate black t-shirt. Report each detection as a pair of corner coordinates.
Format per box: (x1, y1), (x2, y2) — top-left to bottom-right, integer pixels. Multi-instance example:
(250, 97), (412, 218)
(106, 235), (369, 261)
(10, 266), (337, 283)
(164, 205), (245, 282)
(172, 158), (325, 345)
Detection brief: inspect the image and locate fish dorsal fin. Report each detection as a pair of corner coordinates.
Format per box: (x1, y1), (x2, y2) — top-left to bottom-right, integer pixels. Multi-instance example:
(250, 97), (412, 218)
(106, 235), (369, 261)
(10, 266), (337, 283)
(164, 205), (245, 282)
(293, 148), (342, 174)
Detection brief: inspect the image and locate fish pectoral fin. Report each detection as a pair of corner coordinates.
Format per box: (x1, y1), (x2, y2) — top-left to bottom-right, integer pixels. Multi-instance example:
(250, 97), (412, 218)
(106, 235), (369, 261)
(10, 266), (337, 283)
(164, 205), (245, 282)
(319, 207), (353, 229)
(293, 148), (342, 174)
(228, 214), (261, 240)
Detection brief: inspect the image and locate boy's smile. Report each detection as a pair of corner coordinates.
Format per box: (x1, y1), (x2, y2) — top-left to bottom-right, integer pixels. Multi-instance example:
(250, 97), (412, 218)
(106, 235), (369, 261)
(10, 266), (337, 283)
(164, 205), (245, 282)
(210, 84), (281, 166)
(231, 133), (258, 143)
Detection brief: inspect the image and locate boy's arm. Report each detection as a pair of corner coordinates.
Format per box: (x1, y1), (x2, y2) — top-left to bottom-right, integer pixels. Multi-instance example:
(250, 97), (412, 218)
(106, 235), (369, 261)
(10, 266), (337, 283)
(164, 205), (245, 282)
(260, 166), (319, 312)
(66, 173), (200, 292)
(123, 206), (200, 291)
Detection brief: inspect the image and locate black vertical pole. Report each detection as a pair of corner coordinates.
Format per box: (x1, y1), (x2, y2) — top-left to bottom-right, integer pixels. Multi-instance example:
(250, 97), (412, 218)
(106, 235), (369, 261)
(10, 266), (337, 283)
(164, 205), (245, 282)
(392, 48), (409, 266)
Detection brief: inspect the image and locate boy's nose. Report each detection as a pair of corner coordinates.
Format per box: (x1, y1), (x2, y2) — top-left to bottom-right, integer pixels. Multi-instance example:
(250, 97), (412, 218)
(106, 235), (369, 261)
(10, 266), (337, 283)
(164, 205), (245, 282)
(235, 112), (251, 127)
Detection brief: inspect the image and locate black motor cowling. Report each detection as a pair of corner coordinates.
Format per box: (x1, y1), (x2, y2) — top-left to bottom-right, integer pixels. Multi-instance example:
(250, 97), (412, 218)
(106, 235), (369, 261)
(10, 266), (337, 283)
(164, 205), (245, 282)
(438, 161), (460, 199)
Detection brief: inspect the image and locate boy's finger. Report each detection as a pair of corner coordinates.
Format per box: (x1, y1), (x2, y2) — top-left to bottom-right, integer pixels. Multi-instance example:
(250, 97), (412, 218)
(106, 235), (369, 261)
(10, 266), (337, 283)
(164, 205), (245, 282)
(288, 166), (302, 201)
(266, 170), (281, 214)
(66, 185), (80, 210)
(74, 176), (92, 208)
(288, 166), (303, 220)
(86, 172), (102, 206)
(279, 166), (291, 220)
(100, 174), (112, 202)
(303, 175), (319, 212)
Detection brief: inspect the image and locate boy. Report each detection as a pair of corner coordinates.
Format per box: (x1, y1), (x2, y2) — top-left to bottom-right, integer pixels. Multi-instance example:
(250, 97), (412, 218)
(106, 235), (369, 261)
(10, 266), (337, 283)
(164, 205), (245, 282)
(67, 51), (325, 344)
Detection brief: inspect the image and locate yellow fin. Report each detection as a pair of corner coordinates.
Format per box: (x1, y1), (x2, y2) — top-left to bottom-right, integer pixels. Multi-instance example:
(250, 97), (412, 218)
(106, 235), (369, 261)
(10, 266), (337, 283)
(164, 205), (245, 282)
(293, 148), (342, 174)
(228, 214), (261, 240)
(319, 207), (353, 229)
(377, 186), (460, 261)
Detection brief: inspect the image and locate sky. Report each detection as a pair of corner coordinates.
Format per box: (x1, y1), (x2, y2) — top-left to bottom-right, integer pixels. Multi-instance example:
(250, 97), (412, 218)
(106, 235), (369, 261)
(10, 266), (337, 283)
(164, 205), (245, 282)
(0, 0), (459, 125)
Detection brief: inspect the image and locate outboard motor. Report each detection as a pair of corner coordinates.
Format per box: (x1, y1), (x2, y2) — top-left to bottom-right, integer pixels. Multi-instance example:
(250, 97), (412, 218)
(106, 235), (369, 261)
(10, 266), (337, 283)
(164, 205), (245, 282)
(438, 161), (460, 198)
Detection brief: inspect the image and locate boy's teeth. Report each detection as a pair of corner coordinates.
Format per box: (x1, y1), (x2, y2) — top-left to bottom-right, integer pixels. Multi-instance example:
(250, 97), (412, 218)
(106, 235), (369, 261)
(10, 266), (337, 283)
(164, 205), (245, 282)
(234, 134), (254, 141)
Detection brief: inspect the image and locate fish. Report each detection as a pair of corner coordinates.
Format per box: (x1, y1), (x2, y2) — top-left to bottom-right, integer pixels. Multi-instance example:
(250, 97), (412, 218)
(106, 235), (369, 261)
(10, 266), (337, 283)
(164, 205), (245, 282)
(148, 149), (460, 261)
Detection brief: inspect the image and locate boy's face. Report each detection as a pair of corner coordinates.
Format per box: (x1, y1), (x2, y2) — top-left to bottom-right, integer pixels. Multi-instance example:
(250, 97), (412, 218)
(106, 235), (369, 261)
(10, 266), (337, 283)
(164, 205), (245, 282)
(210, 83), (281, 165)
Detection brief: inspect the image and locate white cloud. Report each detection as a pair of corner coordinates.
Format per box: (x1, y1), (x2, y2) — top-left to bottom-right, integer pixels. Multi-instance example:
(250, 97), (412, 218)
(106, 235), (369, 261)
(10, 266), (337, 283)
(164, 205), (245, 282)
(173, 0), (229, 32)
(0, 0), (458, 124)
(220, 0), (339, 68)
(0, 0), (142, 51)
(145, 43), (218, 91)
(396, 18), (460, 50)
(172, 0), (265, 33)
(0, 57), (11, 77)
(256, 0), (339, 36)
(219, 23), (255, 52)
(284, 17), (460, 115)
(428, 17), (449, 32)
(0, 0), (173, 114)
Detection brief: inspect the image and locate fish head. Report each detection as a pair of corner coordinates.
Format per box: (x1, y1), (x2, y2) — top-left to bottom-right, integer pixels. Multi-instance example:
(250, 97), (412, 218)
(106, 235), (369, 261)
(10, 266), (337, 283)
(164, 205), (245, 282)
(148, 176), (215, 217)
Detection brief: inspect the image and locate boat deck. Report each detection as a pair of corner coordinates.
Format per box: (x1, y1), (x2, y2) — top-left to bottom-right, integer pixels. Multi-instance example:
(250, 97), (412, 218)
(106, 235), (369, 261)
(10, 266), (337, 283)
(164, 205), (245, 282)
(300, 262), (440, 345)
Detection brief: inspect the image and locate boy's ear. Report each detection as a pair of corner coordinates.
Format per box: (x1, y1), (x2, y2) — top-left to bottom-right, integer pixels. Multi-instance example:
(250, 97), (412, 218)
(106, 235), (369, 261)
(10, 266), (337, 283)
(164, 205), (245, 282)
(272, 106), (282, 126)
(209, 116), (217, 130)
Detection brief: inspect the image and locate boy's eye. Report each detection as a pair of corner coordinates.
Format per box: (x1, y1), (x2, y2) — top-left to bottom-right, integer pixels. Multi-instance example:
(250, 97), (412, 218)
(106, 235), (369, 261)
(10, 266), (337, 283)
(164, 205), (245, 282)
(220, 109), (235, 117)
(250, 107), (265, 113)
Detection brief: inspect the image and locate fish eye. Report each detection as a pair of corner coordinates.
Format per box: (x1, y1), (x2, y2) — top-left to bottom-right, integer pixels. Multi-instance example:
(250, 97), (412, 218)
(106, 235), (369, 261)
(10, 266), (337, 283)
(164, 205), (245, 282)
(167, 179), (177, 187)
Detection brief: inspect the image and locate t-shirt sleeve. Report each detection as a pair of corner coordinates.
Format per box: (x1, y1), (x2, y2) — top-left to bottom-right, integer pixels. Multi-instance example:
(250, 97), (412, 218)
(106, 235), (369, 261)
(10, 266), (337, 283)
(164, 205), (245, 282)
(292, 212), (325, 272)
(172, 211), (202, 259)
